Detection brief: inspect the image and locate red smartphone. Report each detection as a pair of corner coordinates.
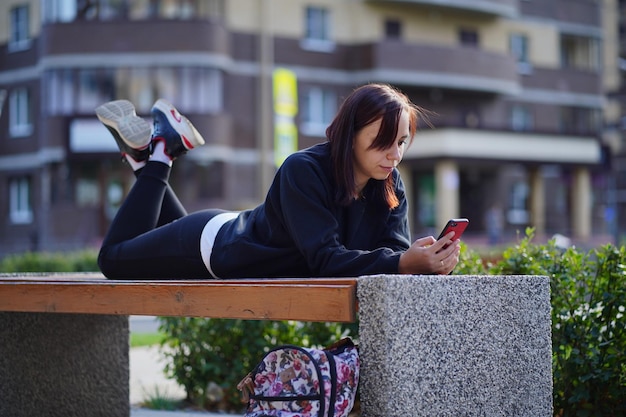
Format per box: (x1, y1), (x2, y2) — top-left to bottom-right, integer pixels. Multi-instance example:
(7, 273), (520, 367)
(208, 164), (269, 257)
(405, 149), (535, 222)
(437, 218), (469, 249)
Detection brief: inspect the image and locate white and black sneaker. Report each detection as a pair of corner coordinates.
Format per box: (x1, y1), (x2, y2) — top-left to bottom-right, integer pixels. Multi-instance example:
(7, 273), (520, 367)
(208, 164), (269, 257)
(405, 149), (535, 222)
(150, 99), (205, 160)
(95, 100), (152, 162)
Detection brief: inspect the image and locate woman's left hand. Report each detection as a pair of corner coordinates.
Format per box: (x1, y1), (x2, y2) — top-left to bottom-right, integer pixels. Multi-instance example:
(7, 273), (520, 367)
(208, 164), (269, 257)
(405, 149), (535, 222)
(398, 232), (461, 275)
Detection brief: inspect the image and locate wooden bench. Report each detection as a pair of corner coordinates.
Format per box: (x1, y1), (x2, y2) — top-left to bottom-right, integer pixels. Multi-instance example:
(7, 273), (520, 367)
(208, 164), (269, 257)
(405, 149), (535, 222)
(0, 273), (357, 322)
(0, 273), (554, 417)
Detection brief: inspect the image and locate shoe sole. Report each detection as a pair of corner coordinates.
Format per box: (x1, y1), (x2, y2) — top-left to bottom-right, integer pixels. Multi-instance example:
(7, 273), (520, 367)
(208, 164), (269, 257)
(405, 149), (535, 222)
(152, 99), (205, 150)
(95, 100), (151, 150)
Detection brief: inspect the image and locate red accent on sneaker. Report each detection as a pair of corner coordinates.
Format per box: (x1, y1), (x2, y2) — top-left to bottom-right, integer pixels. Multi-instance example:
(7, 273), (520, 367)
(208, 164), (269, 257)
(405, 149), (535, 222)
(170, 109), (182, 123)
(182, 135), (194, 149)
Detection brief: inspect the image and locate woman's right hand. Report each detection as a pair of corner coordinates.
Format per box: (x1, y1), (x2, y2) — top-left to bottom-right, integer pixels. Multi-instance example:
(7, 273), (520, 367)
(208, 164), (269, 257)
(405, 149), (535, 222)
(398, 231), (460, 275)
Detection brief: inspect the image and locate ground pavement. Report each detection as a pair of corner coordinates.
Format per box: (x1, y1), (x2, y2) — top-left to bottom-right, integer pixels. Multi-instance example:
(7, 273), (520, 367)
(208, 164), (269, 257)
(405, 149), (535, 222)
(129, 316), (241, 417)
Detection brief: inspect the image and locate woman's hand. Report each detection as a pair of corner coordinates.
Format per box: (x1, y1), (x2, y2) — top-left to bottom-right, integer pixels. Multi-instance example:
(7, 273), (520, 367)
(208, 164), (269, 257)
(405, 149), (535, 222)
(398, 231), (461, 275)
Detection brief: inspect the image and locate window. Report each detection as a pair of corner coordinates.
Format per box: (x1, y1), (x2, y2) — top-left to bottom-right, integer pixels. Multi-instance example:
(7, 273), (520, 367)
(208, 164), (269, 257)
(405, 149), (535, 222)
(104, 180), (124, 221)
(301, 88), (336, 136)
(302, 6), (334, 52)
(560, 107), (600, 135)
(9, 88), (33, 137)
(0, 90), (6, 119)
(178, 67), (223, 113)
(43, 0), (219, 22)
(77, 70), (106, 113)
(511, 105), (533, 132)
(9, 5), (31, 52)
(385, 19), (402, 40)
(560, 35), (599, 71)
(507, 181), (529, 225)
(45, 67), (222, 116)
(459, 28), (478, 47)
(46, 69), (75, 115)
(9, 177), (33, 224)
(75, 178), (100, 208)
(510, 33), (532, 74)
(42, 0), (77, 23)
(155, 0), (198, 19)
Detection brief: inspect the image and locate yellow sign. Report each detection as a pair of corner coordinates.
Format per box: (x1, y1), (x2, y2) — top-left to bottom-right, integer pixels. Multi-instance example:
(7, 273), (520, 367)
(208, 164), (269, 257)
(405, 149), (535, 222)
(273, 68), (298, 166)
(273, 68), (298, 117)
(274, 121), (298, 167)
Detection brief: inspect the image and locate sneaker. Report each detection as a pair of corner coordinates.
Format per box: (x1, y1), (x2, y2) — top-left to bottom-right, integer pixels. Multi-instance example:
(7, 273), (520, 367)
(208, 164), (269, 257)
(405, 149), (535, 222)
(95, 100), (152, 162)
(151, 99), (205, 160)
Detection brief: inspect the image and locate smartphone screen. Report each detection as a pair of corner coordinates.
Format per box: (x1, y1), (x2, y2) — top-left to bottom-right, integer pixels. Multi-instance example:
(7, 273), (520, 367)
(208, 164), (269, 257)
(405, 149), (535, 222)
(437, 218), (469, 249)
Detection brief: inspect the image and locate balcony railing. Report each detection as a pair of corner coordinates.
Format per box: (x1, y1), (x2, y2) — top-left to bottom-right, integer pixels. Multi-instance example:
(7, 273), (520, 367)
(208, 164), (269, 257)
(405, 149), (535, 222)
(520, 0), (600, 27)
(39, 20), (230, 56)
(522, 67), (601, 97)
(367, 0), (517, 17)
(354, 41), (520, 95)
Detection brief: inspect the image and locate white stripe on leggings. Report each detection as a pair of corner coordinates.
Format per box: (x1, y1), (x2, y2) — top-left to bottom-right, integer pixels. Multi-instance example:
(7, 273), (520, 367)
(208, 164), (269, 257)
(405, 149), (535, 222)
(199, 212), (239, 279)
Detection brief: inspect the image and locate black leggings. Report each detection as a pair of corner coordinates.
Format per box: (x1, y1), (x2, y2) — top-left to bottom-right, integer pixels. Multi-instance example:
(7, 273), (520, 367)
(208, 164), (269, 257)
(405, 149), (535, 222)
(98, 162), (223, 279)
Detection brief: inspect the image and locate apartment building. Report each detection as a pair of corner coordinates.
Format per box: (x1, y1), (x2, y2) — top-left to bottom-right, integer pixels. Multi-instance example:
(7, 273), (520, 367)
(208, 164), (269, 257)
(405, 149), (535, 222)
(0, 0), (617, 256)
(615, 0), (626, 240)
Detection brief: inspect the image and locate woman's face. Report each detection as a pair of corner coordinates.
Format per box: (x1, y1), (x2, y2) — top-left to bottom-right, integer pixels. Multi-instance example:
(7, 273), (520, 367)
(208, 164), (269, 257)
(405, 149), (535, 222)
(352, 110), (410, 194)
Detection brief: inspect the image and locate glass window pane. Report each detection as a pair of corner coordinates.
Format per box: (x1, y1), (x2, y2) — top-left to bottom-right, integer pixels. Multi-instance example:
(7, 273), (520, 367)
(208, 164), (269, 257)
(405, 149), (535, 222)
(10, 88), (32, 137)
(52, 70), (68, 114)
(129, 67), (155, 114)
(10, 5), (31, 51)
(306, 7), (328, 41)
(301, 87), (335, 136)
(9, 177), (33, 224)
(77, 70), (101, 113)
(155, 67), (177, 103)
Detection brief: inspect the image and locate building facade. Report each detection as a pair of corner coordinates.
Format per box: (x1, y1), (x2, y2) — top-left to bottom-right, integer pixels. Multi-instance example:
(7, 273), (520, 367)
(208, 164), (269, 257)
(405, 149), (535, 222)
(0, 0), (618, 256)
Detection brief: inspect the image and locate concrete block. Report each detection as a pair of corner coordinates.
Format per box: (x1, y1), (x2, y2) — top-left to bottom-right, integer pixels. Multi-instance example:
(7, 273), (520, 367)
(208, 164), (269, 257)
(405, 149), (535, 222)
(0, 312), (129, 417)
(357, 275), (552, 416)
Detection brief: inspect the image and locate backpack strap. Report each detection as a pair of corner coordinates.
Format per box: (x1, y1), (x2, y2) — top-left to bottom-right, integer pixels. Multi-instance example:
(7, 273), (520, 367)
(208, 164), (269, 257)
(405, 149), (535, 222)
(236, 372), (254, 403)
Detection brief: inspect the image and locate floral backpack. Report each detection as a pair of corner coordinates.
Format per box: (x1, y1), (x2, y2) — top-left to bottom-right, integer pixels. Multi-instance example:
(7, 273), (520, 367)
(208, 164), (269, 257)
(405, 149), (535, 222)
(237, 337), (360, 417)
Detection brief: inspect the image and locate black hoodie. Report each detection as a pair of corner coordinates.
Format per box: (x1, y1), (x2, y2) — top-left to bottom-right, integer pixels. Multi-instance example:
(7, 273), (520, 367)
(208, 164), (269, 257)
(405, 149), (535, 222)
(209, 142), (411, 278)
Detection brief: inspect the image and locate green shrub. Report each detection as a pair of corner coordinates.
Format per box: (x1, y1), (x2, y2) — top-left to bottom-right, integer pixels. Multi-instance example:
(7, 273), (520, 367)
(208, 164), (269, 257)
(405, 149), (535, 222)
(453, 242), (489, 275)
(0, 250), (98, 272)
(488, 229), (626, 416)
(158, 317), (354, 412)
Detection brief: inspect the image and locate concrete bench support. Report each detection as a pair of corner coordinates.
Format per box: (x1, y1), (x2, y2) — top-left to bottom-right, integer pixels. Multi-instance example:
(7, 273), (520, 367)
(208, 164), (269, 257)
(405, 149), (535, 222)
(0, 274), (553, 416)
(0, 312), (129, 417)
(357, 275), (553, 416)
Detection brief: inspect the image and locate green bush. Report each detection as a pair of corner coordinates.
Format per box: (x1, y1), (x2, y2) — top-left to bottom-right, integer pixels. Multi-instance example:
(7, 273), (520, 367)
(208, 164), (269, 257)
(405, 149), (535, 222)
(487, 230), (626, 416)
(453, 241), (490, 275)
(158, 317), (355, 412)
(0, 250), (98, 272)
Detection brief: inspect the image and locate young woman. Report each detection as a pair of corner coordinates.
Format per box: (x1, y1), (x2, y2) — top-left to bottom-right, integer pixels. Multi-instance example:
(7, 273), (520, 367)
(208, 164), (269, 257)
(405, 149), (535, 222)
(96, 83), (460, 279)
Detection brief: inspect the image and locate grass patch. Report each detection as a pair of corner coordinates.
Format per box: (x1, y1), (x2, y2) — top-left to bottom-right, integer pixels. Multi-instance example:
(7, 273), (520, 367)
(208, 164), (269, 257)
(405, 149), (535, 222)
(130, 332), (165, 348)
(141, 386), (183, 410)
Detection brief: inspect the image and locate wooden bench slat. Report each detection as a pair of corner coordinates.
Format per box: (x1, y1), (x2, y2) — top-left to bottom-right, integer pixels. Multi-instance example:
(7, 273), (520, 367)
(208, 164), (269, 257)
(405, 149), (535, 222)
(0, 273), (357, 285)
(0, 277), (358, 322)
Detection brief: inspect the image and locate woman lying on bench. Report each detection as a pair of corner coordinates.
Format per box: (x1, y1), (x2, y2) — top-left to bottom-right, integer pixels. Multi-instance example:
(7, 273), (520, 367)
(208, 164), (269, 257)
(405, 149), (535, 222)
(95, 83), (460, 279)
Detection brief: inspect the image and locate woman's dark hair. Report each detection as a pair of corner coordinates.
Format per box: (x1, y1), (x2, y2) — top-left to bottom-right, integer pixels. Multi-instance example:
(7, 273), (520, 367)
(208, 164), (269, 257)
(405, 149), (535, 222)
(326, 83), (424, 209)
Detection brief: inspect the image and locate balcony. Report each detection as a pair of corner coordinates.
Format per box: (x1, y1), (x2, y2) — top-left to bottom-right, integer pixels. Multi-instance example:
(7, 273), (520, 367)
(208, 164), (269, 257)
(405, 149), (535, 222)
(39, 20), (230, 57)
(405, 128), (602, 165)
(520, 0), (600, 28)
(367, 0), (518, 18)
(353, 41), (520, 95)
(274, 39), (519, 94)
(522, 67), (601, 97)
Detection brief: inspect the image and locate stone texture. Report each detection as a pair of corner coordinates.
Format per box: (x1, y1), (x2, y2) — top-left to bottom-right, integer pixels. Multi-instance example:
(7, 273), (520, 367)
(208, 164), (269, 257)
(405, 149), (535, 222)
(0, 312), (129, 417)
(357, 275), (553, 417)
